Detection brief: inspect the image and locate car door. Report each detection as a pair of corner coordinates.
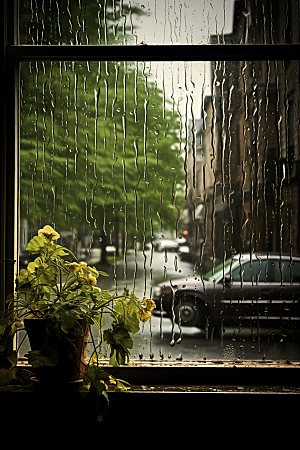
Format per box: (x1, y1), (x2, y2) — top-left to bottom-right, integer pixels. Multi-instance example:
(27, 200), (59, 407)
(265, 258), (300, 324)
(220, 258), (273, 321)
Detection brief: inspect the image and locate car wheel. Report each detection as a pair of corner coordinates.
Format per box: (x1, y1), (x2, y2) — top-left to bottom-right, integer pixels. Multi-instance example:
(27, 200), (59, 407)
(175, 297), (204, 327)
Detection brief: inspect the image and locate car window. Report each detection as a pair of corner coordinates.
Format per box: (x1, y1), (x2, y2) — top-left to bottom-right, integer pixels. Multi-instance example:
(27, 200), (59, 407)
(271, 259), (300, 283)
(231, 259), (269, 283)
(204, 259), (232, 281)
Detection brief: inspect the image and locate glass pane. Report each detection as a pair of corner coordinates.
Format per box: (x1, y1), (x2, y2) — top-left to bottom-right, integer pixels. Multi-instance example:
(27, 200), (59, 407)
(231, 260), (269, 283)
(19, 56), (300, 362)
(19, 0), (300, 45)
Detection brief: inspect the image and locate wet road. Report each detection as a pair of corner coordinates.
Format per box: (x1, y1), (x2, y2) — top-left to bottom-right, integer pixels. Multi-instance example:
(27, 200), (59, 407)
(98, 247), (196, 298)
(98, 249), (300, 362)
(18, 249), (300, 361)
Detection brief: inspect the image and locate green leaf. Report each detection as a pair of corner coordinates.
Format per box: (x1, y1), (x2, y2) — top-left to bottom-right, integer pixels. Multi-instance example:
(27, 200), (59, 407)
(115, 378), (131, 391)
(57, 310), (78, 334)
(27, 261), (39, 273)
(109, 349), (120, 367)
(91, 313), (104, 330)
(92, 379), (107, 398)
(84, 365), (110, 389)
(103, 325), (133, 366)
(51, 245), (70, 257)
(114, 295), (140, 334)
(115, 326), (133, 351)
(26, 235), (46, 254)
(107, 349), (127, 366)
(16, 269), (29, 288)
(27, 348), (59, 368)
(5, 348), (17, 366)
(83, 366), (110, 422)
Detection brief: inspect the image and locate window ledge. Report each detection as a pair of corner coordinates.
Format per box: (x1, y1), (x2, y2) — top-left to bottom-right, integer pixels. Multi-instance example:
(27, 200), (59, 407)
(103, 359), (300, 386)
(17, 358), (300, 386)
(1, 368), (299, 439)
(126, 384), (300, 393)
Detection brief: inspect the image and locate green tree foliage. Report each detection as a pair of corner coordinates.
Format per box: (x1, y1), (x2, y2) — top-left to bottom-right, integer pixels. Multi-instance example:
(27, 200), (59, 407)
(20, 60), (184, 245)
(19, 1), (185, 249)
(19, 0), (144, 46)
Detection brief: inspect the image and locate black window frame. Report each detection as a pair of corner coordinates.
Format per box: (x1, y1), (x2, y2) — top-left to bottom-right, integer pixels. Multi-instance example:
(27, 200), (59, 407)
(1, 0), (300, 387)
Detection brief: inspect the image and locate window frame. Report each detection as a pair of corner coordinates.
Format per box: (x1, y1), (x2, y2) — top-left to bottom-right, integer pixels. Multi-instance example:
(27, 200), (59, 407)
(1, 0), (300, 386)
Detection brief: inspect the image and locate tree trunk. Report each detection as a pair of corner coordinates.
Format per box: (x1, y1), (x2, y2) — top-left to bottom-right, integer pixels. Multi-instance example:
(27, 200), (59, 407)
(100, 233), (108, 265)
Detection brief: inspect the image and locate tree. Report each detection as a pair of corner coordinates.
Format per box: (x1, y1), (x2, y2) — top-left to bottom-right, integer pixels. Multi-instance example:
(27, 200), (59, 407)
(19, 1), (185, 260)
(19, 0), (144, 46)
(20, 59), (184, 256)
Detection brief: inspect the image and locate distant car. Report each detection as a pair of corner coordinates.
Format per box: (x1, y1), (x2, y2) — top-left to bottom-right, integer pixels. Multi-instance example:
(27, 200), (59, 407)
(178, 245), (191, 261)
(174, 236), (187, 247)
(152, 253), (300, 335)
(106, 245), (117, 257)
(153, 239), (179, 252)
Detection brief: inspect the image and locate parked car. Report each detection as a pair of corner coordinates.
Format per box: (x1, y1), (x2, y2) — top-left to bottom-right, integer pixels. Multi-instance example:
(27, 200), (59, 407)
(105, 245), (117, 257)
(152, 253), (300, 335)
(152, 236), (187, 252)
(178, 245), (191, 261)
(153, 239), (179, 252)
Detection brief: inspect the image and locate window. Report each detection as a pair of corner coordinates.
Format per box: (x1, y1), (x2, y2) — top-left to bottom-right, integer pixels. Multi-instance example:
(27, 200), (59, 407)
(231, 260), (269, 283)
(1, 0), (300, 381)
(272, 260), (300, 283)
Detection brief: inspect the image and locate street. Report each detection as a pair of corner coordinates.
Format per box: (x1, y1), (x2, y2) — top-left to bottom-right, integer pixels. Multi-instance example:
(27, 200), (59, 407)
(18, 248), (300, 362)
(97, 249), (300, 362)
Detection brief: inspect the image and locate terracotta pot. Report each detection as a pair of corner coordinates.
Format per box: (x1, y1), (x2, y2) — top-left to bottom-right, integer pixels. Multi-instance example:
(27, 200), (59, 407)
(24, 318), (89, 383)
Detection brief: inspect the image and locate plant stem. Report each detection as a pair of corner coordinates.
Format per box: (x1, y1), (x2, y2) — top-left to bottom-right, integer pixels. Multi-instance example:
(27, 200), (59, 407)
(89, 328), (99, 366)
(60, 267), (62, 292)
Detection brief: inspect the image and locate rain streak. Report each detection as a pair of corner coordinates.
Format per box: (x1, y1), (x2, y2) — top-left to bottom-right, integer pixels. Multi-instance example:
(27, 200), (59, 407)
(19, 0), (300, 362)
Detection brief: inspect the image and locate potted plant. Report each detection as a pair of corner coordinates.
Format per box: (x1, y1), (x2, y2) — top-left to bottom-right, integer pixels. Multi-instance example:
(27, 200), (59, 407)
(0, 225), (155, 419)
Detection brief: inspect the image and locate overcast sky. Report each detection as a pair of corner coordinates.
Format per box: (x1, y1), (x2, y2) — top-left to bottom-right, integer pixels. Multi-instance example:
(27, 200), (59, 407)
(132, 0), (236, 120)
(133, 0), (235, 44)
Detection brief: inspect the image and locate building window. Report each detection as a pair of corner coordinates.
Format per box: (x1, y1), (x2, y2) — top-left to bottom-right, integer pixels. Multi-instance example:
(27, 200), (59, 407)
(2, 0), (300, 372)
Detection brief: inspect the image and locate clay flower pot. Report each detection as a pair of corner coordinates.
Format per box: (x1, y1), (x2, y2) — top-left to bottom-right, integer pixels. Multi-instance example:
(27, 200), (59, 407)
(24, 318), (89, 383)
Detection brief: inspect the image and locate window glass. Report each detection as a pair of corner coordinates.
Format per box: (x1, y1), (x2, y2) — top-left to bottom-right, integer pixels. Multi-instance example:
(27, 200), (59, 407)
(19, 57), (300, 362)
(18, 0), (300, 363)
(231, 260), (269, 283)
(19, 0), (299, 45)
(271, 260), (300, 283)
